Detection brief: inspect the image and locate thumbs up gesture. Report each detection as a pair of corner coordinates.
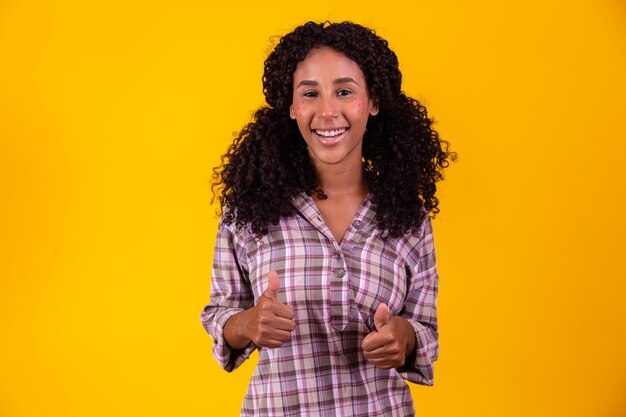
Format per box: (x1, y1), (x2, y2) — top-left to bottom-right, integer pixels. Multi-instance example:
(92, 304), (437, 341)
(240, 271), (296, 348)
(362, 303), (417, 369)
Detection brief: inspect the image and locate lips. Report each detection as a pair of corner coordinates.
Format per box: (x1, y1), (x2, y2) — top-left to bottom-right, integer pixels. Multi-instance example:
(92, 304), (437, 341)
(312, 128), (349, 145)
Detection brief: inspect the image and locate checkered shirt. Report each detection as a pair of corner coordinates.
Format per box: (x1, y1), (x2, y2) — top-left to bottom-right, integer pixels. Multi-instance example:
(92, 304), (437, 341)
(201, 192), (439, 416)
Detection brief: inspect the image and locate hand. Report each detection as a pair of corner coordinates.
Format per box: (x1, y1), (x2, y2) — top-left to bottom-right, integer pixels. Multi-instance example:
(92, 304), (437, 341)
(239, 271), (296, 349)
(362, 303), (416, 369)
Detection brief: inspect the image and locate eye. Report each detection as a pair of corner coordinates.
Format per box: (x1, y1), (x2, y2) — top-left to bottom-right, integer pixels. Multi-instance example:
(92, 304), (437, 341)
(303, 91), (318, 98)
(337, 89), (352, 97)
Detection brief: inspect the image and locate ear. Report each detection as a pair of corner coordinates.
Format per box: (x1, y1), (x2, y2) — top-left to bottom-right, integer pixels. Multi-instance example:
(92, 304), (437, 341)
(369, 99), (379, 116)
(289, 105), (296, 120)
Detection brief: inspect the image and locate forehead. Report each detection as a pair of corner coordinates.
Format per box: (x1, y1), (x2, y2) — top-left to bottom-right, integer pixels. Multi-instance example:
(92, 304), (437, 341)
(293, 46), (366, 82)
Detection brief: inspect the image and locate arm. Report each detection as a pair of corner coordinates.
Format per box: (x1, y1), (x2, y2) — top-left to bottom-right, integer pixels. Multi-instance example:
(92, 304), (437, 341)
(361, 215), (440, 385)
(200, 222), (296, 371)
(396, 214), (440, 385)
(200, 221), (256, 372)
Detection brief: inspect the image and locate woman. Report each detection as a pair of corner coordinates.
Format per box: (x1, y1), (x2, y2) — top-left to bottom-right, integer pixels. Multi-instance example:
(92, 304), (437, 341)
(201, 21), (454, 416)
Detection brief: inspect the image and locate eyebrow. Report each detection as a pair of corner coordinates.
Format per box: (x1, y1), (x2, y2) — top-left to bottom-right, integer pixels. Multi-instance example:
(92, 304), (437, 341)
(296, 77), (359, 88)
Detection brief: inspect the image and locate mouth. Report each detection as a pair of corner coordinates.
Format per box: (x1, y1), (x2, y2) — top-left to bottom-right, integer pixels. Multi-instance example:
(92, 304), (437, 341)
(312, 128), (349, 143)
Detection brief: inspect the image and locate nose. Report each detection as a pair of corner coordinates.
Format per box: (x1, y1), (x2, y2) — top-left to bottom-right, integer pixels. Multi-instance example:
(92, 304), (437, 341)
(318, 95), (337, 119)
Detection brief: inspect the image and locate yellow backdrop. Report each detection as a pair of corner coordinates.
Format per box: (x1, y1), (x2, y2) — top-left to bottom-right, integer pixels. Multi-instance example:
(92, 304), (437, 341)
(1, 0), (625, 416)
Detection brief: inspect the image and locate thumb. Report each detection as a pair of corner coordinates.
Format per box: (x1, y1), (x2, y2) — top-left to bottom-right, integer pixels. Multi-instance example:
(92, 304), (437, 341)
(374, 303), (391, 331)
(264, 271), (280, 300)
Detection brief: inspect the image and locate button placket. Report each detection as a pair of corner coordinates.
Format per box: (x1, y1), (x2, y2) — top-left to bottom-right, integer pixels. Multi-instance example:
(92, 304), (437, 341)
(330, 263), (350, 331)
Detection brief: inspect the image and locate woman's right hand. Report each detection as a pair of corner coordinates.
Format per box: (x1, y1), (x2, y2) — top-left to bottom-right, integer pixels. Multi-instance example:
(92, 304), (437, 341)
(224, 271), (296, 349)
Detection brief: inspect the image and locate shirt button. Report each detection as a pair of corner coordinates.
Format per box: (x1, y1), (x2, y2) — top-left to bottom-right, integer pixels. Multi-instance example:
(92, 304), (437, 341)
(353, 220), (363, 229)
(334, 268), (346, 278)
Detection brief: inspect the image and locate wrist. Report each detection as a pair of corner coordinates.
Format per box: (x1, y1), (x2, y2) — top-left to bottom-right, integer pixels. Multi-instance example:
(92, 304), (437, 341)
(402, 318), (417, 358)
(224, 310), (252, 350)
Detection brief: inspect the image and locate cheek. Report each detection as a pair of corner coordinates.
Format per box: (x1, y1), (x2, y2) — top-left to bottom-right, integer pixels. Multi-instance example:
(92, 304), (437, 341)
(293, 102), (311, 118)
(293, 104), (313, 131)
(351, 101), (368, 117)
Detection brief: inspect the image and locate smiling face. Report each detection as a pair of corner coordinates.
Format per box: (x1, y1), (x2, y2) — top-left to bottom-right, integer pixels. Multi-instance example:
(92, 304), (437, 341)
(290, 46), (379, 171)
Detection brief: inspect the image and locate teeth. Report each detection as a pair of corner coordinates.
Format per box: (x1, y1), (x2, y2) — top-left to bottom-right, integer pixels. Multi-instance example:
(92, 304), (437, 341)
(314, 128), (347, 138)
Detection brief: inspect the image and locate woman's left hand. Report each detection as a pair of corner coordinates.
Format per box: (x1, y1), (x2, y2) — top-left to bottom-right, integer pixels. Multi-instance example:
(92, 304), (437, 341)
(362, 303), (417, 369)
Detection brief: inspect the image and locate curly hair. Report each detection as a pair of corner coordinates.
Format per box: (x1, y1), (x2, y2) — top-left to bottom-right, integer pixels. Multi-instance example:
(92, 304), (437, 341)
(212, 21), (455, 238)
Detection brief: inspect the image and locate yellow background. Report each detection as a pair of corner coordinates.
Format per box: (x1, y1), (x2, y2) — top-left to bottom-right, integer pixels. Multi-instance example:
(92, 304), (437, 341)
(1, 0), (625, 416)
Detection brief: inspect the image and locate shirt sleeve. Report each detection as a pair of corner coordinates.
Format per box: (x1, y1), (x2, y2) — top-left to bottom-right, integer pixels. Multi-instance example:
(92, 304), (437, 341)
(396, 214), (440, 385)
(200, 220), (257, 372)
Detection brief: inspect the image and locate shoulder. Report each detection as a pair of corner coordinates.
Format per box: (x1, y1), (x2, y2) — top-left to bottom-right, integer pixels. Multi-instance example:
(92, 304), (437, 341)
(390, 209), (435, 261)
(216, 215), (251, 249)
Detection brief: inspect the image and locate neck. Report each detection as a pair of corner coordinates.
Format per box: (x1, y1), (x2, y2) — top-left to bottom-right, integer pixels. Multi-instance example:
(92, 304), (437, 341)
(312, 161), (368, 199)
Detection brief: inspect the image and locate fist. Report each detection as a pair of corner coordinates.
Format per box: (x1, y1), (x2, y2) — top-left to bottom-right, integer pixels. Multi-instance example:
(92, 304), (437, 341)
(243, 271), (296, 348)
(362, 303), (416, 369)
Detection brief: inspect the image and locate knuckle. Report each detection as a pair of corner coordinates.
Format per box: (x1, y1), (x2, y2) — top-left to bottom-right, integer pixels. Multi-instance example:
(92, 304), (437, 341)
(257, 326), (270, 338)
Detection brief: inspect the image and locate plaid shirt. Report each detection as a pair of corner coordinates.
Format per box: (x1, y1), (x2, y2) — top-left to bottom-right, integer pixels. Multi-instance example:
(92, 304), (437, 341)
(201, 193), (439, 416)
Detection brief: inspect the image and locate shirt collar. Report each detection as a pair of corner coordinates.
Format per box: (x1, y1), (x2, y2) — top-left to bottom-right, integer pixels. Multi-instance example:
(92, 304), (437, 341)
(291, 192), (378, 228)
